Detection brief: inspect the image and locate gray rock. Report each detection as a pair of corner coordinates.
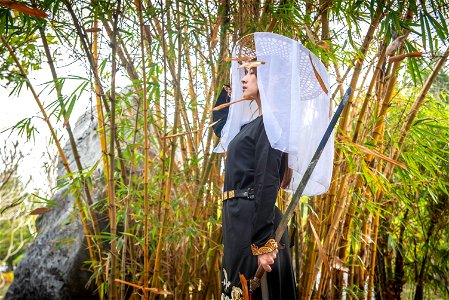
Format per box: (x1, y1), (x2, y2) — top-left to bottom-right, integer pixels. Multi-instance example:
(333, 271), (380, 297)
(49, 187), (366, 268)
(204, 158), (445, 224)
(6, 111), (102, 300)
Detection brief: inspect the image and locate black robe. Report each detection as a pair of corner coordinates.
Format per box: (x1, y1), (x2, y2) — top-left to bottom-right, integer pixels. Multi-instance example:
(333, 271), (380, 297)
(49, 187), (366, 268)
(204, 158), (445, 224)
(221, 115), (297, 299)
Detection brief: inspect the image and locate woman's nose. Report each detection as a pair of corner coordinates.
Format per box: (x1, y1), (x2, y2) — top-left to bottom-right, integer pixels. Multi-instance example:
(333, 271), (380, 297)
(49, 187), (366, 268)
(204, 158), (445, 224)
(241, 75), (247, 84)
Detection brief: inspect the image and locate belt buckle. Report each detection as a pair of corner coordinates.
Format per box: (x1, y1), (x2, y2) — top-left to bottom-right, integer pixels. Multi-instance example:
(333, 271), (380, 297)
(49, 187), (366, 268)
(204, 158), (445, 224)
(247, 188), (254, 199)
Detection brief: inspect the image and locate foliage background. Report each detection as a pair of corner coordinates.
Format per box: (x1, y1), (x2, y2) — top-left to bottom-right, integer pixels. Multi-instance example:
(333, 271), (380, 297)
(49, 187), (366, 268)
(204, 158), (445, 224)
(0, 0), (448, 299)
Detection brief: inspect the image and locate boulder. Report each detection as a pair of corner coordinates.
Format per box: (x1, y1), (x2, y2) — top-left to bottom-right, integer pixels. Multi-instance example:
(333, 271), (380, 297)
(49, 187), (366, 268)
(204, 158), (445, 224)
(5, 112), (102, 300)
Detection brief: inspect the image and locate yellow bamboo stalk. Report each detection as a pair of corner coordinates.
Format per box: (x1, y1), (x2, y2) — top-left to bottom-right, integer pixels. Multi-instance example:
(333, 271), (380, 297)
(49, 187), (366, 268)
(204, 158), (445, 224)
(353, 44), (387, 142)
(107, 1), (122, 298)
(302, 230), (317, 299)
(367, 212), (380, 299)
(194, 0), (231, 219)
(349, 63), (373, 123)
(135, 1), (150, 295)
(337, 0), (386, 134)
(320, 46), (381, 292)
(150, 1), (182, 294)
(180, 24), (198, 158)
(97, 16), (137, 297)
(90, 12), (113, 300)
(356, 211), (371, 295)
(304, 4), (388, 296)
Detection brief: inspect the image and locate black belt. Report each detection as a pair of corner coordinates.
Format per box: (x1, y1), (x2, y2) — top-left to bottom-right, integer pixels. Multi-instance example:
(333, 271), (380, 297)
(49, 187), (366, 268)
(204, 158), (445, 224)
(223, 188), (254, 201)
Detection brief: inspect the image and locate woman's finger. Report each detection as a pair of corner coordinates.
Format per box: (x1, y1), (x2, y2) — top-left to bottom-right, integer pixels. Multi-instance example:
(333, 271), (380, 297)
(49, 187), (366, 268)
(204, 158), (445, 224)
(263, 263), (272, 272)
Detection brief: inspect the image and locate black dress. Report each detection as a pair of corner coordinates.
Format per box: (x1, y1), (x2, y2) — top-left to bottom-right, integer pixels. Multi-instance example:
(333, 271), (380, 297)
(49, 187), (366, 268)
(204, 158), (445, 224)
(221, 115), (297, 299)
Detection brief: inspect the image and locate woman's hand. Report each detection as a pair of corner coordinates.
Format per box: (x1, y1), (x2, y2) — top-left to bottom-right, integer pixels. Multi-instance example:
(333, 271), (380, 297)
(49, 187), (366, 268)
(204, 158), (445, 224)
(258, 249), (278, 272)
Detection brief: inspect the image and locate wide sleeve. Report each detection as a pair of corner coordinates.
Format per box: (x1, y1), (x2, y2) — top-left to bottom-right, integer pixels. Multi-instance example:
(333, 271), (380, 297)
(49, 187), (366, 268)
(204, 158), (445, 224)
(250, 121), (283, 252)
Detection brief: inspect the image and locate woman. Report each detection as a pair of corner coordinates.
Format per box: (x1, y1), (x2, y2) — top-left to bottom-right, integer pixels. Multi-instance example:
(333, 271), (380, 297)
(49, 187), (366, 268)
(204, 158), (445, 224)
(219, 66), (297, 299)
(213, 33), (333, 300)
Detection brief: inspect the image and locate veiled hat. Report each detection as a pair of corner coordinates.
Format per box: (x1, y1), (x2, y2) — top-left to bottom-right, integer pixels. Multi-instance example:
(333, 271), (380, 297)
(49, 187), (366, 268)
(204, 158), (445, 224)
(214, 32), (333, 196)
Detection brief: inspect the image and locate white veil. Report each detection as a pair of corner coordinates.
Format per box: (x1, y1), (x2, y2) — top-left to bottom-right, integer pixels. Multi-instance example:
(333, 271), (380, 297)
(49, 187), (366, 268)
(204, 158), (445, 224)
(214, 32), (334, 196)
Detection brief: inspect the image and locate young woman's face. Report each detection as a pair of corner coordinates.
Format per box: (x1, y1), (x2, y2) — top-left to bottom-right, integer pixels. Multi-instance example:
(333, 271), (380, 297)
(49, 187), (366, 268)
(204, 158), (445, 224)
(241, 67), (258, 99)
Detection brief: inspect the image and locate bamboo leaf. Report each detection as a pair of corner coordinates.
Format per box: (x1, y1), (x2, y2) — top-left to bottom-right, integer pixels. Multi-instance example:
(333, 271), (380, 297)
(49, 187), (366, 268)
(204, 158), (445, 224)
(309, 220), (331, 275)
(342, 137), (407, 170)
(0, 1), (48, 19)
(29, 207), (50, 215)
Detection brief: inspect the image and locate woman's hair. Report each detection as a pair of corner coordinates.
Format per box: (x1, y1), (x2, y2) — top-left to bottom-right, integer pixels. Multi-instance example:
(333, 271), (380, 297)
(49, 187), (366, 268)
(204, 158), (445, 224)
(244, 63), (292, 189)
(280, 153), (293, 189)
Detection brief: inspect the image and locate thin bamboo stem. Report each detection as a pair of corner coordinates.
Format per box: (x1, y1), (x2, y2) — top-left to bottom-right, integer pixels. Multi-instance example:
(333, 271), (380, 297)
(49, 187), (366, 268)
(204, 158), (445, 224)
(107, 2), (121, 298)
(352, 43), (386, 143)
(367, 212), (380, 300)
(151, 1), (181, 295)
(136, 0), (150, 296)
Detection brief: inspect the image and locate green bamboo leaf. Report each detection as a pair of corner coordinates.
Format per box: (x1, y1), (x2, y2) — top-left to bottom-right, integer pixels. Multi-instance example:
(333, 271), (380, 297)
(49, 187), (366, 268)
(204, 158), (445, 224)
(426, 13), (448, 41)
(2, 117), (38, 141)
(423, 15), (434, 53)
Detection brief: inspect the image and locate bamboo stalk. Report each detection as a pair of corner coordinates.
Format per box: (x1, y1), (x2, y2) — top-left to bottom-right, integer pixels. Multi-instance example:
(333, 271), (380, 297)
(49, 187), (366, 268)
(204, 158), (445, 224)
(367, 212), (380, 299)
(102, 20), (140, 82)
(294, 210), (302, 291)
(352, 43), (387, 142)
(337, 0), (386, 134)
(151, 1), (182, 294)
(302, 228), (317, 299)
(178, 22), (197, 162)
(63, 0), (109, 115)
(135, 0), (150, 296)
(183, 26), (200, 147)
(90, 11), (110, 300)
(360, 22), (411, 296)
(107, 1), (121, 298)
(38, 26), (105, 295)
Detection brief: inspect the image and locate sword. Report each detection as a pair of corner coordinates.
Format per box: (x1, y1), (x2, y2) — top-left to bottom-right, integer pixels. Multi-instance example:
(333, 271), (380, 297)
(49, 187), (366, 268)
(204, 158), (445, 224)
(248, 87), (352, 293)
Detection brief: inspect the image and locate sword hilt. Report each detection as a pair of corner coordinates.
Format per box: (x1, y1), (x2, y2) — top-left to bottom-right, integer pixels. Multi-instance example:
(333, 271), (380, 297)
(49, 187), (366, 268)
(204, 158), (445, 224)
(249, 265), (264, 292)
